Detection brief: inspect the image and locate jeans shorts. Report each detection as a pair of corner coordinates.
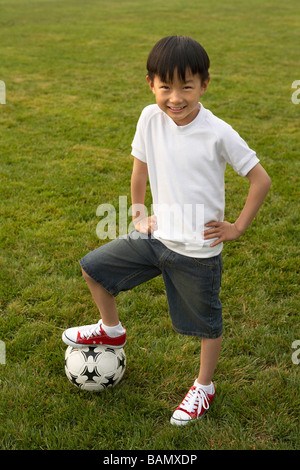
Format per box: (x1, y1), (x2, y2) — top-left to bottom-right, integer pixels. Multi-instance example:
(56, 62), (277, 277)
(79, 231), (223, 339)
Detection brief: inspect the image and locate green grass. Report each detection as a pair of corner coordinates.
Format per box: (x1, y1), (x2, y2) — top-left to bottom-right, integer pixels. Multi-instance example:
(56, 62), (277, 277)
(0, 0), (299, 450)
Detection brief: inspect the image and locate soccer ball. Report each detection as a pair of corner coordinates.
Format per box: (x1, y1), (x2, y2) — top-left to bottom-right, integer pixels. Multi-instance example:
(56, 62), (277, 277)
(64, 345), (126, 392)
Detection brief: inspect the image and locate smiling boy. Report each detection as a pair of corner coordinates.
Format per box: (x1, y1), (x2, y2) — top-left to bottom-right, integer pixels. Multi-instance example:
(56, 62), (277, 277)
(147, 69), (207, 126)
(62, 36), (271, 425)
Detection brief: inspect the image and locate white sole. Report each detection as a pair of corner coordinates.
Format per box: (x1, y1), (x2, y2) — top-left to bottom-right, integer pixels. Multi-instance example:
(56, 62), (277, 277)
(170, 408), (208, 426)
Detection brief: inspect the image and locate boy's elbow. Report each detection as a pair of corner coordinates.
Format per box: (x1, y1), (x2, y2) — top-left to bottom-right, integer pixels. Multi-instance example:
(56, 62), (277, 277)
(259, 164), (272, 189)
(265, 174), (272, 191)
(260, 173), (271, 198)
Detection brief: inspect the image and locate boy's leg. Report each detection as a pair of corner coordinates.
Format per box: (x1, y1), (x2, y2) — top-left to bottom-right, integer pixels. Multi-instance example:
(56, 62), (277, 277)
(81, 267), (119, 327)
(62, 232), (161, 348)
(163, 252), (223, 425)
(197, 335), (222, 385)
(170, 336), (222, 426)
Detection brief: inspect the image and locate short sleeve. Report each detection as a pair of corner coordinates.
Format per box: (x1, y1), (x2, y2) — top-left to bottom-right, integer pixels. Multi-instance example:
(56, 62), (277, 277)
(219, 124), (260, 176)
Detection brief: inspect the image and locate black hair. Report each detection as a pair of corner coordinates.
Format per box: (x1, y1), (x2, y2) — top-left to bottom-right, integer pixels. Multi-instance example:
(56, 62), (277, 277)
(147, 36), (210, 83)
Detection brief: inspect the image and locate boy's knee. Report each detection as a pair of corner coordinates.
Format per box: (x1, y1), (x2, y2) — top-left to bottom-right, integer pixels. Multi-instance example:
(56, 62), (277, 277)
(81, 266), (92, 281)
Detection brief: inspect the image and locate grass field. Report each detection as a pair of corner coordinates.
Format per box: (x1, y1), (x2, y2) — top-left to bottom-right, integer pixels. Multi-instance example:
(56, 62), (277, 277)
(0, 0), (299, 451)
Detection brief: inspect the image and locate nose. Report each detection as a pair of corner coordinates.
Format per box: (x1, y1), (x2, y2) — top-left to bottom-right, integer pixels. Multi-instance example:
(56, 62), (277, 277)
(169, 90), (183, 105)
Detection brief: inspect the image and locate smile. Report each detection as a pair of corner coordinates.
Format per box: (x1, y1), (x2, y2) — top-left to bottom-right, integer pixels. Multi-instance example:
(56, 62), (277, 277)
(168, 106), (186, 112)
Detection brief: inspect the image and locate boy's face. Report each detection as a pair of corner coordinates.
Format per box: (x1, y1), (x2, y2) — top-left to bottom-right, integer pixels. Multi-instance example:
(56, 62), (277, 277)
(147, 69), (209, 126)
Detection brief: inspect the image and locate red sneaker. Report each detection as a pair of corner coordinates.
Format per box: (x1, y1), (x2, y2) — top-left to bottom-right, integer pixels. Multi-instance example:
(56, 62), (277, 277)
(170, 380), (215, 425)
(62, 320), (126, 348)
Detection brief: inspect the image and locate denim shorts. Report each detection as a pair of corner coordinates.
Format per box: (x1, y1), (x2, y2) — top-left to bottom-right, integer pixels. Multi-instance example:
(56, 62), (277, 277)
(79, 231), (223, 339)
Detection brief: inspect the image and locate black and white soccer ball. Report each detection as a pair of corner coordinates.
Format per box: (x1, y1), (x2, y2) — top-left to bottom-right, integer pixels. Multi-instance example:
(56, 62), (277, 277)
(64, 345), (126, 392)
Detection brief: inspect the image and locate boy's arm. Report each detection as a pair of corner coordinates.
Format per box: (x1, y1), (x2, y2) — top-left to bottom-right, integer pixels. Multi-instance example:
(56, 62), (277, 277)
(204, 163), (271, 247)
(131, 157), (157, 233)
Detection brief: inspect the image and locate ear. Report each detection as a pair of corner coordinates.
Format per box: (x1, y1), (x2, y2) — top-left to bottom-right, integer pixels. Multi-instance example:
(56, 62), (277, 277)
(146, 75), (155, 94)
(200, 76), (210, 96)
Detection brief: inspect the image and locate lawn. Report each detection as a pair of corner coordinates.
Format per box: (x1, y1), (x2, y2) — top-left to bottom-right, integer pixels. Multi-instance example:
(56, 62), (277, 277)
(0, 0), (299, 451)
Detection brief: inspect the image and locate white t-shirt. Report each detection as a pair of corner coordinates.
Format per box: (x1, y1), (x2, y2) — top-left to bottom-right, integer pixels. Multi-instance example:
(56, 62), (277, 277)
(131, 103), (259, 258)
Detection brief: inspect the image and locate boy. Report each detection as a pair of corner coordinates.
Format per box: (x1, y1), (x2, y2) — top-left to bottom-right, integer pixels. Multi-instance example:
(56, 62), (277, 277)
(62, 36), (271, 425)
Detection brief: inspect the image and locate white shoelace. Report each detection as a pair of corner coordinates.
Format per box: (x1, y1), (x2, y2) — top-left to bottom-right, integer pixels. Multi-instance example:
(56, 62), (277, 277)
(79, 321), (102, 340)
(180, 386), (210, 417)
